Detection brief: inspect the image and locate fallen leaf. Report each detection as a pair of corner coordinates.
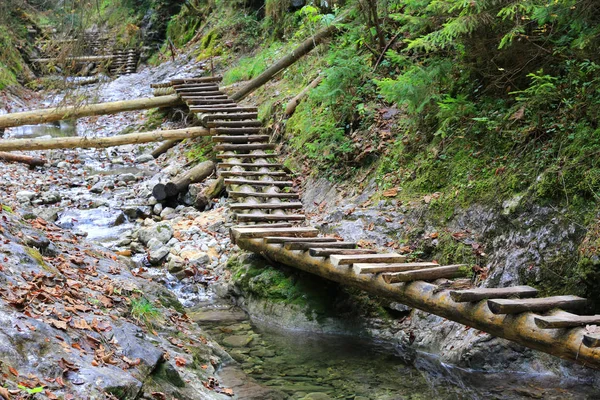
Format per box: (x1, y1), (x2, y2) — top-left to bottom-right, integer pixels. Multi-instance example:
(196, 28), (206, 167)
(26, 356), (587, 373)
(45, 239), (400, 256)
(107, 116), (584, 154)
(383, 187), (398, 197)
(49, 320), (68, 331)
(175, 357), (187, 367)
(0, 387), (9, 400)
(8, 366), (18, 377)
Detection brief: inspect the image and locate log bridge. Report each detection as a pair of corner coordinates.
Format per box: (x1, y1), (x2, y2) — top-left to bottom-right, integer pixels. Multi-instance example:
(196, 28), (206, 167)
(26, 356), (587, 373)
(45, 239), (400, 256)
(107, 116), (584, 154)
(151, 75), (600, 370)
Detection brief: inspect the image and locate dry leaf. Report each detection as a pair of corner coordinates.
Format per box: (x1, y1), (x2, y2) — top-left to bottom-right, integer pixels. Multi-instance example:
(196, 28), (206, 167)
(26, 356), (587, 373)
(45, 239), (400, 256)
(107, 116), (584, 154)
(175, 356), (187, 367)
(8, 366), (18, 377)
(383, 187), (398, 197)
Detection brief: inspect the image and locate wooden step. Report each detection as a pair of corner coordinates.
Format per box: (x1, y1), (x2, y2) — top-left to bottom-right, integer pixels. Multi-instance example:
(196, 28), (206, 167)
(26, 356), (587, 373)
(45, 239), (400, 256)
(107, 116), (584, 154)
(382, 264), (467, 284)
(285, 241), (355, 251)
(449, 286), (539, 303)
(215, 143), (275, 152)
(534, 314), (600, 329)
(355, 262), (440, 275)
(187, 99), (235, 105)
(228, 191), (299, 199)
(191, 107), (258, 113)
(225, 178), (292, 187)
(171, 76), (222, 84)
(487, 296), (589, 315)
(266, 237), (337, 244)
(220, 171), (288, 178)
(215, 127), (262, 135)
(232, 226), (318, 239)
(235, 213), (306, 222)
(217, 153), (279, 159)
(186, 95), (230, 101)
(212, 135), (270, 143)
(187, 103), (238, 108)
(201, 112), (259, 121)
(232, 223), (293, 229)
(230, 202), (303, 210)
(583, 334), (600, 348)
(329, 253), (406, 267)
(174, 84), (220, 91)
(309, 248), (377, 257)
(219, 162), (282, 169)
(179, 91), (223, 97)
(208, 121), (263, 128)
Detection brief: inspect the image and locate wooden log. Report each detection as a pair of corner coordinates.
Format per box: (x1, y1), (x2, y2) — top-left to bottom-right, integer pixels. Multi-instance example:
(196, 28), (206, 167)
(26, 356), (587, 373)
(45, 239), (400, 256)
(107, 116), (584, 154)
(187, 102), (237, 108)
(535, 314), (600, 329)
(208, 121), (263, 128)
(450, 286), (539, 303)
(0, 127), (210, 152)
(188, 99), (235, 105)
(200, 112), (259, 121)
(285, 241), (355, 251)
(285, 75), (323, 116)
(192, 107), (258, 113)
(382, 265), (467, 284)
(232, 223), (294, 229)
(228, 191), (299, 199)
(583, 334), (600, 348)
(487, 296), (589, 315)
(215, 143), (275, 152)
(266, 237), (337, 244)
(330, 253), (405, 267)
(355, 262), (440, 275)
(235, 213), (306, 222)
(214, 128), (262, 135)
(0, 152), (46, 167)
(171, 76), (223, 84)
(212, 135), (270, 143)
(0, 94), (184, 129)
(232, 227), (318, 239)
(230, 202), (303, 210)
(220, 171), (288, 177)
(195, 177), (225, 210)
(219, 162), (282, 168)
(152, 160), (215, 201)
(309, 248), (377, 257)
(151, 138), (180, 159)
(225, 178), (291, 187)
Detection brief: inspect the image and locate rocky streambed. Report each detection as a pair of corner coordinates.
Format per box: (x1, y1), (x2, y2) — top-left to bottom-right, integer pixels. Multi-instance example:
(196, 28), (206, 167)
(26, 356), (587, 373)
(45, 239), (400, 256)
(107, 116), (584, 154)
(1, 56), (600, 399)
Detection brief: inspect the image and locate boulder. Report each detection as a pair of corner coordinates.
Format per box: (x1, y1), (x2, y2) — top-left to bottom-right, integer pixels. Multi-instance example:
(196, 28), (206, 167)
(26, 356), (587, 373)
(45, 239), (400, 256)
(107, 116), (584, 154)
(138, 224), (173, 246)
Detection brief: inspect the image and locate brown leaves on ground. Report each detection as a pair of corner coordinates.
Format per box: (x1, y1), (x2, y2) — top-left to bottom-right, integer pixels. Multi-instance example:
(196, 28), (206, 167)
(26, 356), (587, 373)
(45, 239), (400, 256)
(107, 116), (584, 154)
(382, 187), (398, 197)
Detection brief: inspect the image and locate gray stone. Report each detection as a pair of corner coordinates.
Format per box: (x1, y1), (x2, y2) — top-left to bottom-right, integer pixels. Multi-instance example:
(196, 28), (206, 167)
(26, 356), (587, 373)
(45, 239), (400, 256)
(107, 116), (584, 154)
(136, 154), (154, 163)
(153, 203), (163, 215)
(90, 181), (105, 194)
(138, 224), (172, 246)
(146, 237), (163, 250)
(160, 207), (175, 219)
(57, 161), (69, 168)
(121, 173), (136, 183)
(149, 246), (170, 264)
(223, 335), (253, 348)
(16, 191), (36, 203)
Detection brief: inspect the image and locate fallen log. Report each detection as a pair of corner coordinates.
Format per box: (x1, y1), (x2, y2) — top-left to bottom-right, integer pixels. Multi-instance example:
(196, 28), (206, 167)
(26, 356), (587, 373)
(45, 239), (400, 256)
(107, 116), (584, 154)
(0, 152), (46, 167)
(151, 138), (181, 159)
(153, 160), (215, 201)
(195, 177), (225, 210)
(0, 94), (184, 130)
(0, 127), (210, 152)
(285, 75), (323, 116)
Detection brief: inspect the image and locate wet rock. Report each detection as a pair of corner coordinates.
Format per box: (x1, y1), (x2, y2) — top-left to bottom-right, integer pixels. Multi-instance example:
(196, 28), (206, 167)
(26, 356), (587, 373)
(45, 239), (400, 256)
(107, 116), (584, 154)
(121, 173), (136, 183)
(90, 181), (106, 194)
(149, 246), (170, 264)
(147, 237), (164, 250)
(223, 335), (253, 348)
(16, 190), (36, 203)
(57, 161), (69, 168)
(23, 234), (50, 250)
(153, 203), (163, 215)
(41, 191), (61, 205)
(138, 224), (173, 246)
(136, 154), (154, 163)
(36, 207), (60, 222)
(180, 250), (209, 265)
(160, 207), (175, 219)
(167, 255), (185, 273)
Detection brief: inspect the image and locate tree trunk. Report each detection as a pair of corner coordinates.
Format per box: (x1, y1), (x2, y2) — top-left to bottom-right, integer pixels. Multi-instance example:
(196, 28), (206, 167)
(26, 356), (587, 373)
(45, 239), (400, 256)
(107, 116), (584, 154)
(0, 95), (184, 129)
(285, 75), (323, 116)
(153, 160), (215, 201)
(0, 152), (46, 168)
(0, 127), (210, 152)
(195, 177), (225, 209)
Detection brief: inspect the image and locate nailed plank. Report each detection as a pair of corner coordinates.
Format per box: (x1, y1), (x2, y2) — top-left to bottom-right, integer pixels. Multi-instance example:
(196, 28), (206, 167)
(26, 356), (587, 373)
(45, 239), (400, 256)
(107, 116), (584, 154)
(219, 162), (283, 169)
(225, 178), (292, 187)
(231, 223), (292, 229)
(230, 202), (303, 210)
(187, 103), (238, 108)
(228, 191), (299, 199)
(355, 262), (439, 275)
(450, 285), (538, 303)
(174, 84), (220, 91)
(220, 171), (288, 178)
(534, 314), (600, 329)
(285, 241), (356, 251)
(187, 99), (235, 105)
(235, 213), (306, 222)
(382, 265), (467, 284)
(214, 127), (263, 134)
(309, 248), (377, 257)
(265, 237), (338, 244)
(217, 153), (279, 159)
(233, 227), (318, 239)
(583, 334), (600, 348)
(179, 91), (223, 97)
(191, 106), (258, 113)
(207, 121), (263, 128)
(212, 135), (271, 143)
(201, 112), (259, 121)
(487, 296), (589, 315)
(215, 143), (276, 152)
(329, 253), (405, 267)
(171, 76), (222, 84)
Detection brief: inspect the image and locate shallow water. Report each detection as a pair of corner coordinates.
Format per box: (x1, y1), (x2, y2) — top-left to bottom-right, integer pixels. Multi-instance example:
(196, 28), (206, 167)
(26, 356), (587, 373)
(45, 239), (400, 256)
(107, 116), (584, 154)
(5, 119), (77, 139)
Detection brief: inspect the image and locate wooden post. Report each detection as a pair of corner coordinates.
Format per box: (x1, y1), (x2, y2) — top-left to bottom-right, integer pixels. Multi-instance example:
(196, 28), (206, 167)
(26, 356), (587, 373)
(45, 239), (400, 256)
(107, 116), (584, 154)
(152, 160), (215, 201)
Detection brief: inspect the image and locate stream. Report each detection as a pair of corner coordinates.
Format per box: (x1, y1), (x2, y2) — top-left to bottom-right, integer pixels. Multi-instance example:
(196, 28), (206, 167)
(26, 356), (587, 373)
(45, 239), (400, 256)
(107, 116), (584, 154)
(2, 67), (599, 399)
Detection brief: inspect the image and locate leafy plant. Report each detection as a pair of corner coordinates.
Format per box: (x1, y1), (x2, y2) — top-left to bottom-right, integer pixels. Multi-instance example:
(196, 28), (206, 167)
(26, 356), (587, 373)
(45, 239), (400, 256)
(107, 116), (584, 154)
(130, 297), (160, 327)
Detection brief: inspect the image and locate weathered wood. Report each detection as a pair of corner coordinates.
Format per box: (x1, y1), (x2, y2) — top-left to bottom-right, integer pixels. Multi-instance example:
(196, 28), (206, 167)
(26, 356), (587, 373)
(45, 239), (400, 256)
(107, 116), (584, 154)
(152, 160), (214, 201)
(200, 112), (259, 121)
(450, 285), (539, 303)
(285, 75), (323, 116)
(230, 202), (303, 210)
(232, 227), (318, 239)
(355, 262), (439, 275)
(212, 135), (270, 143)
(285, 241), (355, 251)
(187, 103), (237, 108)
(208, 121), (263, 128)
(225, 178), (291, 187)
(180, 91), (224, 97)
(174, 84), (220, 90)
(217, 153), (279, 159)
(220, 170), (288, 177)
(171, 76), (222, 84)
(535, 314), (600, 329)
(232, 223), (294, 229)
(0, 127), (210, 152)
(0, 152), (46, 167)
(195, 177), (225, 209)
(487, 296), (589, 315)
(583, 334), (600, 348)
(188, 99), (235, 105)
(0, 94), (183, 129)
(228, 191), (299, 199)
(214, 128), (262, 135)
(219, 162), (282, 168)
(192, 107), (258, 113)
(235, 213), (306, 222)
(382, 264), (467, 284)
(266, 237), (337, 244)
(330, 253), (405, 267)
(215, 143), (275, 152)
(309, 248), (377, 257)
(151, 139), (179, 159)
